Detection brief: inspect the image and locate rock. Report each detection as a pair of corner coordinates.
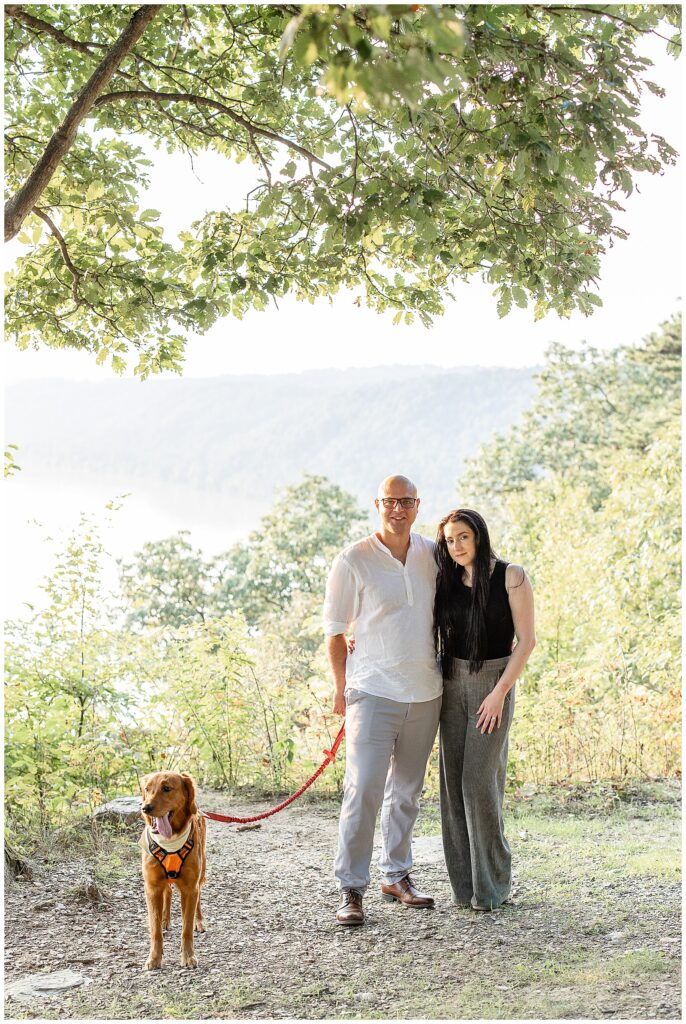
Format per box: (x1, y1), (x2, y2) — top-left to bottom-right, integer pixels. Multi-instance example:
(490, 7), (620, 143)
(30, 898), (57, 911)
(70, 875), (106, 904)
(5, 969), (91, 1003)
(92, 797), (141, 826)
(517, 782), (537, 799)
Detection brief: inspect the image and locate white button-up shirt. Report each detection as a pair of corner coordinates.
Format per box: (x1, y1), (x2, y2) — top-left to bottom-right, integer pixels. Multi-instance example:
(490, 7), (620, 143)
(323, 532), (443, 703)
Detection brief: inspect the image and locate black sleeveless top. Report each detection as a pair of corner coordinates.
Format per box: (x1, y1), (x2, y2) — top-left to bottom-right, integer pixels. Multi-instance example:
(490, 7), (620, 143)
(452, 560), (515, 660)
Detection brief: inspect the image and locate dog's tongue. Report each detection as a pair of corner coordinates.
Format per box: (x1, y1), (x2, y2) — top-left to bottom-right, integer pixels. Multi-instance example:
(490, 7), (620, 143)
(155, 813), (173, 839)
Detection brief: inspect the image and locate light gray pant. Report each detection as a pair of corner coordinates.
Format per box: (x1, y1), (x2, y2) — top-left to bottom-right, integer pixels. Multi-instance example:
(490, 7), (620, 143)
(439, 656), (514, 910)
(334, 689), (441, 893)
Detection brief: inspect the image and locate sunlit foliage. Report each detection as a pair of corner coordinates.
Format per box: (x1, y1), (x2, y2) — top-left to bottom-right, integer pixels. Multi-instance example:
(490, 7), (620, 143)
(5, 4), (680, 373)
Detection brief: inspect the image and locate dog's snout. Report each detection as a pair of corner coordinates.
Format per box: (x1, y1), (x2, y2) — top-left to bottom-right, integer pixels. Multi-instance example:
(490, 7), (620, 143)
(142, 803), (154, 814)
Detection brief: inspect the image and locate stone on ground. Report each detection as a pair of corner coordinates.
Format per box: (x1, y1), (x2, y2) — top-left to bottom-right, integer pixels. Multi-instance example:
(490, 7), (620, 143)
(92, 797), (141, 825)
(6, 970), (91, 1004)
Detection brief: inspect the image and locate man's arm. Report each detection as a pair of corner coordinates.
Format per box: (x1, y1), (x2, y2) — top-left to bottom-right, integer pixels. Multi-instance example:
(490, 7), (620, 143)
(323, 553), (360, 716)
(327, 634), (348, 716)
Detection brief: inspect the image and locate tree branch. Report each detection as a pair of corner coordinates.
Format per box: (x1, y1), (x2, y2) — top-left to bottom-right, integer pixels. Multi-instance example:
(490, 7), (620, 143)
(544, 5), (679, 47)
(91, 89), (334, 171)
(4, 5), (162, 242)
(4, 4), (105, 55)
(248, 136), (273, 188)
(32, 206), (82, 302)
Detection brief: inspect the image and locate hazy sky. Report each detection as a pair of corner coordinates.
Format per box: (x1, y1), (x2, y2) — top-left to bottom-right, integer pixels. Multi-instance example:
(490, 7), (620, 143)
(4, 32), (682, 385)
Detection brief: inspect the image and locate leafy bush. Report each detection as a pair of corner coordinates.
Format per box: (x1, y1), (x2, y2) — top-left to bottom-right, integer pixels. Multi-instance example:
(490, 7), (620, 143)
(457, 316), (681, 783)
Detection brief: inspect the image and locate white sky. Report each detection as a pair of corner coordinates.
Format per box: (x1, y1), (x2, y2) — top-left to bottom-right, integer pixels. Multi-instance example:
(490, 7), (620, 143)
(3, 33), (682, 384)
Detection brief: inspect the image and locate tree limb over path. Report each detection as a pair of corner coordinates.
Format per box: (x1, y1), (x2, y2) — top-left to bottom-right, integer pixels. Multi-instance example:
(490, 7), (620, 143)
(5, 5), (161, 241)
(4, 4), (681, 375)
(4, 4), (106, 55)
(92, 90), (333, 171)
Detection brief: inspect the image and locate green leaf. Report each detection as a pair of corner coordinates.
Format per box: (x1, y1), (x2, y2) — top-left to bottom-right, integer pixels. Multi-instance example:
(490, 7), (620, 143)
(293, 32), (319, 66)
(86, 181), (105, 201)
(496, 287), (513, 318)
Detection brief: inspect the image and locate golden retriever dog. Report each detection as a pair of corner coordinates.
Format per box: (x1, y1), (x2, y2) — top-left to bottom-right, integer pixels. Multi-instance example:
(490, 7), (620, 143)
(139, 771), (207, 969)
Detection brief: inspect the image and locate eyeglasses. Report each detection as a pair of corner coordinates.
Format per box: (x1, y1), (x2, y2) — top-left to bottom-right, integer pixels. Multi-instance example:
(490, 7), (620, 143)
(380, 497), (418, 509)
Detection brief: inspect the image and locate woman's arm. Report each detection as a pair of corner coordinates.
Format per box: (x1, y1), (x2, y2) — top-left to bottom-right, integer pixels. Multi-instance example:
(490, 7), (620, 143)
(476, 564), (535, 733)
(496, 564), (536, 695)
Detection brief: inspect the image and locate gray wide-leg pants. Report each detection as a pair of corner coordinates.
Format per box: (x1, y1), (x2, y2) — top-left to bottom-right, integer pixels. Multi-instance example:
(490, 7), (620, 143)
(334, 689), (441, 893)
(439, 655), (514, 910)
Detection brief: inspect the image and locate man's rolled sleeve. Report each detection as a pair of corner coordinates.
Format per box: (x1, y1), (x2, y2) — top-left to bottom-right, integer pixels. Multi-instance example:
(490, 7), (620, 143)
(323, 554), (360, 637)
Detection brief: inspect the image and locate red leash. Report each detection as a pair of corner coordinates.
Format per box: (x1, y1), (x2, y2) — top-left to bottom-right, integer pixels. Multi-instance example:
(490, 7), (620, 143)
(201, 723), (346, 824)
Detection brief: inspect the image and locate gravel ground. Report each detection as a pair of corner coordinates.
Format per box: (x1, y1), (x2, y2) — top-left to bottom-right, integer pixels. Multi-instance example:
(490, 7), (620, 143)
(4, 785), (681, 1020)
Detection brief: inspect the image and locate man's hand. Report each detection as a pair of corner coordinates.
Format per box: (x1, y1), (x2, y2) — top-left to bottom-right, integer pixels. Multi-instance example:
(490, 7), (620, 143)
(333, 688), (346, 716)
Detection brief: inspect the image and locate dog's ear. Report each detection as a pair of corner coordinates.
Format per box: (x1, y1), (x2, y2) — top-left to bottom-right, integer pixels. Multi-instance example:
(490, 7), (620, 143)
(181, 774), (198, 817)
(140, 773), (151, 797)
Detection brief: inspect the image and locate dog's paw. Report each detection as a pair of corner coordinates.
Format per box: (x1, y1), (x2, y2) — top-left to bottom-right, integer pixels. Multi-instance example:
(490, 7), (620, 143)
(163, 920), (171, 932)
(194, 921), (207, 933)
(145, 956), (163, 971)
(181, 950), (198, 968)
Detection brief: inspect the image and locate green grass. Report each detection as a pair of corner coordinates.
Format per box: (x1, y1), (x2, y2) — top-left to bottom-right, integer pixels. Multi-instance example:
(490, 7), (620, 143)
(509, 948), (668, 986)
(391, 949), (673, 1020)
(623, 849), (680, 880)
(415, 785), (679, 840)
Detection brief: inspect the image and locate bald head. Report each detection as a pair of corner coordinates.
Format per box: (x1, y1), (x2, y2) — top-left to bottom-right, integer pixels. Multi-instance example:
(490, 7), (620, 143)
(375, 475), (420, 542)
(377, 475), (417, 499)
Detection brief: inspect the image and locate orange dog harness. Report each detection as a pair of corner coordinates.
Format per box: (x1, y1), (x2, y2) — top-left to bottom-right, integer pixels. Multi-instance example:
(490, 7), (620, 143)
(146, 825), (195, 879)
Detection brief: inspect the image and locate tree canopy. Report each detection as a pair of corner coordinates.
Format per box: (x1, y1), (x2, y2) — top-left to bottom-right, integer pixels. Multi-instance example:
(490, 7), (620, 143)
(119, 474), (368, 629)
(5, 3), (681, 375)
(462, 312), (681, 507)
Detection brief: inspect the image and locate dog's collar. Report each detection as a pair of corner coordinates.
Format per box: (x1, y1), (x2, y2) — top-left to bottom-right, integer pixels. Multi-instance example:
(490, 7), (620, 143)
(146, 819), (192, 853)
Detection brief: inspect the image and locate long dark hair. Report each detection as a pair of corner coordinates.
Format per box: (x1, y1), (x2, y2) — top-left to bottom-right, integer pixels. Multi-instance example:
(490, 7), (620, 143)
(434, 508), (495, 677)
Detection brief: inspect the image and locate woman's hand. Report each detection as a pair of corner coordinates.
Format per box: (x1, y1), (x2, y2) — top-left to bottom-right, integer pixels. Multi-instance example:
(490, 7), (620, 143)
(476, 687), (506, 734)
(347, 635), (356, 655)
(333, 687), (346, 716)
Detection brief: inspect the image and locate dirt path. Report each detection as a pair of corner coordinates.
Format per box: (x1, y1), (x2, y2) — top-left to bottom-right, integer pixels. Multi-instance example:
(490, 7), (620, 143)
(4, 786), (681, 1020)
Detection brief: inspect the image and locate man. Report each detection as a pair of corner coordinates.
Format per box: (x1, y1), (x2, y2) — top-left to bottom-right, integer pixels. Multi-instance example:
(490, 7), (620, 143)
(323, 474), (443, 925)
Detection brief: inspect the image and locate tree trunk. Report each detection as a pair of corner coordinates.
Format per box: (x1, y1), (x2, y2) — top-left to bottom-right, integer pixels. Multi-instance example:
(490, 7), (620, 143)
(4, 4), (161, 242)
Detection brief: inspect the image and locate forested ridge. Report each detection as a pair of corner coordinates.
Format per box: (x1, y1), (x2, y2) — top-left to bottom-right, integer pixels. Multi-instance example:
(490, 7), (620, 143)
(5, 315), (680, 846)
(6, 364), (536, 522)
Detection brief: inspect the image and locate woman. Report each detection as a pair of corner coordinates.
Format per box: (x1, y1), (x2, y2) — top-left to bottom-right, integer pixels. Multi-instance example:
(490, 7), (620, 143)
(434, 508), (535, 911)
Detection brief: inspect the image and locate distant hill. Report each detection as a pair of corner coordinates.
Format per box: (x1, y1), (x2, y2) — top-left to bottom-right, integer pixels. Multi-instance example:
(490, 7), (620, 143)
(6, 365), (537, 529)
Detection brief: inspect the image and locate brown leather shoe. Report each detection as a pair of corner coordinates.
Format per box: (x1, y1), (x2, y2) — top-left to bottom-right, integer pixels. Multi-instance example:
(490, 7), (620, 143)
(336, 888), (364, 925)
(381, 874), (434, 908)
